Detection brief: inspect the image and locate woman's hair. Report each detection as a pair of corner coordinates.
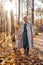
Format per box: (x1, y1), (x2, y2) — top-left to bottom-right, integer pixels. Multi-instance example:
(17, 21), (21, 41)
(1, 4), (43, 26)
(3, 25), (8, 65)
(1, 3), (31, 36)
(23, 16), (27, 19)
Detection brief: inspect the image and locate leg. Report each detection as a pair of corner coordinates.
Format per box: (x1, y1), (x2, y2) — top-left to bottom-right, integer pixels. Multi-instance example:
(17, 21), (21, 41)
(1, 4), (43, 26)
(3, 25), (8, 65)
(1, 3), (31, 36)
(24, 47), (26, 55)
(26, 48), (29, 56)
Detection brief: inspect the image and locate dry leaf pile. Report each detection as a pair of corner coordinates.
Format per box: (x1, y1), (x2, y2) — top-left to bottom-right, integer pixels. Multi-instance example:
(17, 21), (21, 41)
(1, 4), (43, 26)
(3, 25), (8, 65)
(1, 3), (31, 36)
(0, 48), (43, 65)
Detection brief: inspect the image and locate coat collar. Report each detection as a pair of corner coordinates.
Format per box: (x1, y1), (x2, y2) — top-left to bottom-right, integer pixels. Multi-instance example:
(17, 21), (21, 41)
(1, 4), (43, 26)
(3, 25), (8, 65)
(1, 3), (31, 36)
(23, 21), (31, 27)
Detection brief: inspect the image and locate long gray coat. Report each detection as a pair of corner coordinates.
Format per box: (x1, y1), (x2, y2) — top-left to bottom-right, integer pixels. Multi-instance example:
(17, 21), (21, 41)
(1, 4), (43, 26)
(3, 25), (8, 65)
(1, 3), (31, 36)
(21, 21), (34, 49)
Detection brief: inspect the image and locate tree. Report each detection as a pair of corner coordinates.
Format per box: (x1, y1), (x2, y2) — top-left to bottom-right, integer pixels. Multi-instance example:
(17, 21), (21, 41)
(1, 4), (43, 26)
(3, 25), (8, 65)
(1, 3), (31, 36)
(18, 0), (20, 24)
(27, 0), (29, 16)
(10, 10), (15, 35)
(32, 0), (34, 25)
(0, 2), (5, 32)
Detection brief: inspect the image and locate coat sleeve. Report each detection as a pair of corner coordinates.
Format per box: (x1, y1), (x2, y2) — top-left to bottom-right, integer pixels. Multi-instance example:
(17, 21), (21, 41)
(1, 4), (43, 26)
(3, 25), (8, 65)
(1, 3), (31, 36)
(30, 22), (34, 36)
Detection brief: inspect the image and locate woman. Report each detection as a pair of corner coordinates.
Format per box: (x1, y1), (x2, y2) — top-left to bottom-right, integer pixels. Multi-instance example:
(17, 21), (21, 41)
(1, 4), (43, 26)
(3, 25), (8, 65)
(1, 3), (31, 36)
(21, 16), (34, 55)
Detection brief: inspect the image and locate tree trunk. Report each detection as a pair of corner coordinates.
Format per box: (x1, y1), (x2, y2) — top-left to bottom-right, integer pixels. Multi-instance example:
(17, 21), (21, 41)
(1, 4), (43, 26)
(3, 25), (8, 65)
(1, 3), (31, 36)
(18, 0), (20, 24)
(32, 0), (34, 25)
(10, 10), (15, 35)
(27, 0), (28, 16)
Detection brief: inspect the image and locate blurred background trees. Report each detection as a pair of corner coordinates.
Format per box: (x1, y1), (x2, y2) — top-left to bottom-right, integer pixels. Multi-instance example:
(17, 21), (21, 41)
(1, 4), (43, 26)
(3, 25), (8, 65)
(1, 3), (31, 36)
(0, 0), (43, 39)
